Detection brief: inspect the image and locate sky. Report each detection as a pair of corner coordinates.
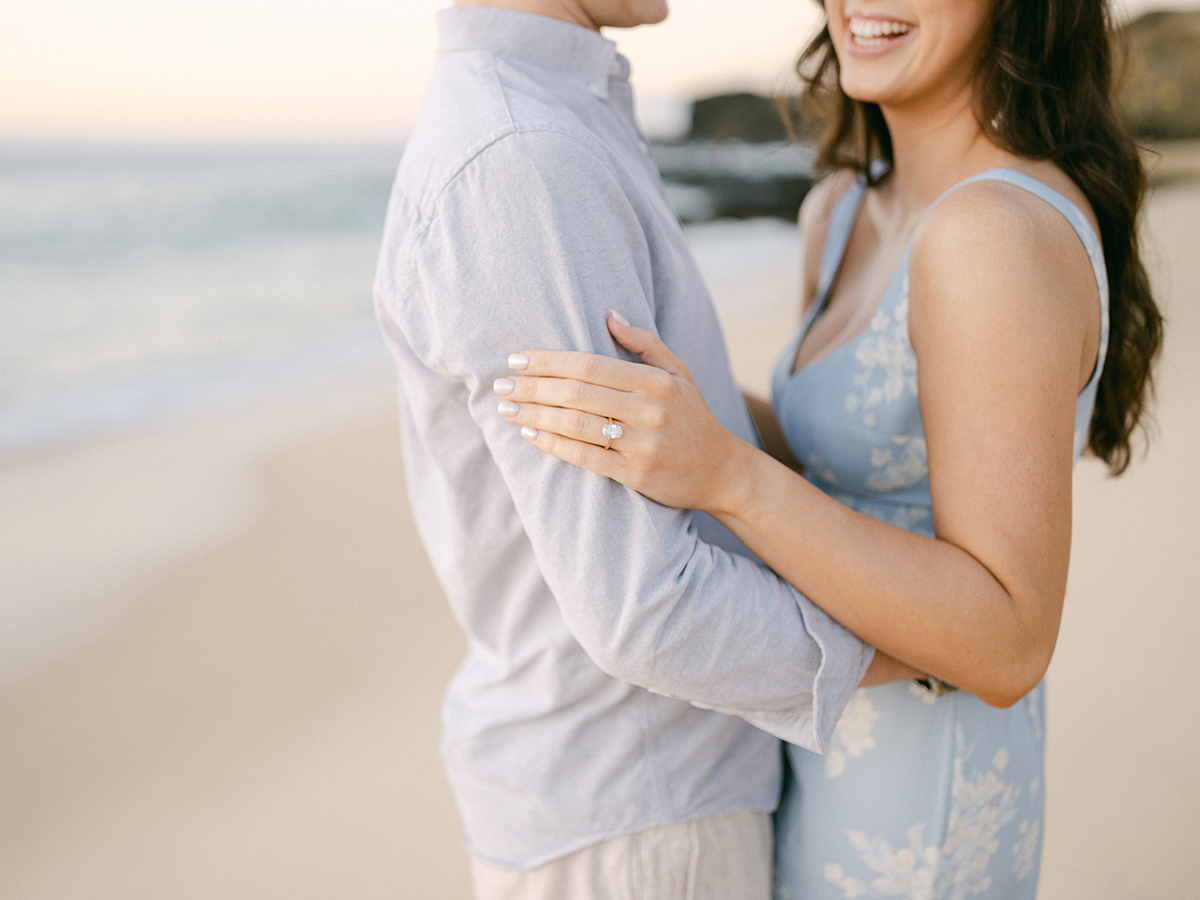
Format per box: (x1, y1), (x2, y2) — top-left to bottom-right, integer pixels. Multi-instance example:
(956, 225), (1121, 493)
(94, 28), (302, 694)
(1, 0), (1192, 141)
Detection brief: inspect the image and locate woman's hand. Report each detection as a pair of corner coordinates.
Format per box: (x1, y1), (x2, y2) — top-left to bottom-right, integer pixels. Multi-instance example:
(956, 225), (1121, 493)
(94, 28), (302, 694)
(495, 312), (752, 513)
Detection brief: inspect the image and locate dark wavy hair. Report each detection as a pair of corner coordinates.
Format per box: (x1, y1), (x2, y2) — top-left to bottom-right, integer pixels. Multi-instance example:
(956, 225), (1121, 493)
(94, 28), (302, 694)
(793, 0), (1163, 474)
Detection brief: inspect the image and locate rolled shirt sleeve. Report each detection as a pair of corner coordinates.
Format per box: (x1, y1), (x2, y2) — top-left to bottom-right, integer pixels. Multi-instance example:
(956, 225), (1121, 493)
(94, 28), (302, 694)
(381, 128), (872, 751)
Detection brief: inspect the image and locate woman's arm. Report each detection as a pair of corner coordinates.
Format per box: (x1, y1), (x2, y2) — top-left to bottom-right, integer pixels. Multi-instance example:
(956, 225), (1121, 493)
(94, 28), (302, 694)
(498, 183), (1100, 707)
(749, 384), (916, 686)
(860, 652), (925, 687)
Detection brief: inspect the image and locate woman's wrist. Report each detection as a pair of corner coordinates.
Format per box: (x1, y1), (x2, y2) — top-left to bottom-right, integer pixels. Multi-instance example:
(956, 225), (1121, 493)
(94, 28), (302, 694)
(707, 434), (772, 524)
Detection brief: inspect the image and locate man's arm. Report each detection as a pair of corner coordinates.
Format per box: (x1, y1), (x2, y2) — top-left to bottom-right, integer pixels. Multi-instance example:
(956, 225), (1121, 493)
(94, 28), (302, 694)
(384, 129), (872, 751)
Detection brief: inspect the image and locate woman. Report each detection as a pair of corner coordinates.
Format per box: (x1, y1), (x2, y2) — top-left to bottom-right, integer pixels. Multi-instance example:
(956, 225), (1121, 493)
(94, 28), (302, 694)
(493, 0), (1161, 895)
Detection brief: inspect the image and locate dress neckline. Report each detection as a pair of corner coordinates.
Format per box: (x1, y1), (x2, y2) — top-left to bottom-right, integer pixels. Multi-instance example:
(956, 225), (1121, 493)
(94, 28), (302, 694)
(787, 172), (880, 379)
(788, 167), (1109, 393)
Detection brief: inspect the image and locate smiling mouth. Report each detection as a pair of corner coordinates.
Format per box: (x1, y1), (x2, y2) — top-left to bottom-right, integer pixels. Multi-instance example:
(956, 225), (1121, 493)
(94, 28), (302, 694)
(847, 16), (914, 48)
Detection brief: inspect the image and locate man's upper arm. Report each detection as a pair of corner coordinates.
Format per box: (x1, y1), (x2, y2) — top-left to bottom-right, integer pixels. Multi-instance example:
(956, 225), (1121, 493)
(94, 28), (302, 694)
(388, 129), (871, 751)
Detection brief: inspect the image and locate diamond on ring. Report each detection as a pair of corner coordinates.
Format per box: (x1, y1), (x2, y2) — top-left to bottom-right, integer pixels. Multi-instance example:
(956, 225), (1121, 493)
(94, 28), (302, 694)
(602, 418), (623, 450)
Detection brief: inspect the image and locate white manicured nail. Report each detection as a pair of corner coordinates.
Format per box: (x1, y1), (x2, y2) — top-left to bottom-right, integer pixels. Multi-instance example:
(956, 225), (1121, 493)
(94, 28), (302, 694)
(609, 310), (630, 327)
(493, 378), (515, 395)
(498, 400), (519, 416)
(521, 427), (538, 440)
(508, 353), (530, 370)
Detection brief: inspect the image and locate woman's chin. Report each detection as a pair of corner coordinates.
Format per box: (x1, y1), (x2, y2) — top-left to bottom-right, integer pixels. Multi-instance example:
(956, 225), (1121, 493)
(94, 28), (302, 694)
(838, 77), (896, 108)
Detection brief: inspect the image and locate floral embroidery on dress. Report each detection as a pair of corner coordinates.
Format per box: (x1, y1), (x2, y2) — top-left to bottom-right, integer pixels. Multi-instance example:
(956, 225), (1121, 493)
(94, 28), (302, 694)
(1011, 819), (1041, 881)
(826, 689), (882, 778)
(937, 743), (1018, 899)
(908, 681), (939, 706)
(837, 492), (931, 533)
(844, 279), (918, 429)
(867, 436), (928, 492)
(824, 824), (938, 900)
(805, 452), (841, 488)
(1024, 690), (1044, 743)
(823, 729), (1018, 899)
(770, 172), (1099, 900)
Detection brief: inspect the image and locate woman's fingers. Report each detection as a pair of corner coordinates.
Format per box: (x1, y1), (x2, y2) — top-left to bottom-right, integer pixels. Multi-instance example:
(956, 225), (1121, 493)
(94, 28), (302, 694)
(494, 372), (646, 421)
(507, 314), (688, 393)
(499, 314), (734, 512)
(607, 311), (688, 378)
(508, 348), (651, 393)
(498, 397), (627, 449)
(518, 426), (627, 482)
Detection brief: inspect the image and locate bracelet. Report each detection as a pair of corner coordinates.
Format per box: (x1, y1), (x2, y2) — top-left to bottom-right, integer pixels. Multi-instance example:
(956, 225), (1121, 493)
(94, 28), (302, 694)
(914, 676), (960, 697)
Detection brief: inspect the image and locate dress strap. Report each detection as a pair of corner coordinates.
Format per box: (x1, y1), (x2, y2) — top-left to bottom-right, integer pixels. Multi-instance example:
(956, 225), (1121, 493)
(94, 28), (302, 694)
(812, 175), (868, 317)
(911, 168), (1111, 394)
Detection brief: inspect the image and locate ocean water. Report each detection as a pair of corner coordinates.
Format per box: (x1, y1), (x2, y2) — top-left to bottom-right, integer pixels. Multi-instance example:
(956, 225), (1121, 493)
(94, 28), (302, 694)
(0, 141), (799, 457)
(0, 141), (404, 455)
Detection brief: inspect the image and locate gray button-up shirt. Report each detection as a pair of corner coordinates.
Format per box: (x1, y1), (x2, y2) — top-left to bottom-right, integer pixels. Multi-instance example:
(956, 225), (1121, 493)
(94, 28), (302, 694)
(374, 7), (873, 869)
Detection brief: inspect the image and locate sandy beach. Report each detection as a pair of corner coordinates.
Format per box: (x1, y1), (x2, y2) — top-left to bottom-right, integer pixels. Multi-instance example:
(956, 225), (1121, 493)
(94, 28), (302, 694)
(1, 180), (1198, 898)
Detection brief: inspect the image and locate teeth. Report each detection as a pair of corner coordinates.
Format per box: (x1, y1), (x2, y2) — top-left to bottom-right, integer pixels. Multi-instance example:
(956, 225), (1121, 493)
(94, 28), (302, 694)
(848, 17), (913, 42)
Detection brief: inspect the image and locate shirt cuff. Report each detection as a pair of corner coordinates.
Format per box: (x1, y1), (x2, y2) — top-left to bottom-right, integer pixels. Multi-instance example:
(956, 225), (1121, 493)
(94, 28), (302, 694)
(699, 600), (873, 753)
(804, 597), (875, 753)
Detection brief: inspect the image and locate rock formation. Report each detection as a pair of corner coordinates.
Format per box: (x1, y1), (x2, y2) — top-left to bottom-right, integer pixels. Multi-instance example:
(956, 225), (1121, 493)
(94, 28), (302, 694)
(1117, 10), (1200, 140)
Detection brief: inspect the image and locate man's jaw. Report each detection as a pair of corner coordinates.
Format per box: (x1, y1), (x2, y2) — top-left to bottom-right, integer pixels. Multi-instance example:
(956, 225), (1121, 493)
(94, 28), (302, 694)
(451, 0), (668, 31)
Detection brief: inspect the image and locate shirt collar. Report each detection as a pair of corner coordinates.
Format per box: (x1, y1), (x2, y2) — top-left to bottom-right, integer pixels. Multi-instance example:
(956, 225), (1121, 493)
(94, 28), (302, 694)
(437, 6), (626, 99)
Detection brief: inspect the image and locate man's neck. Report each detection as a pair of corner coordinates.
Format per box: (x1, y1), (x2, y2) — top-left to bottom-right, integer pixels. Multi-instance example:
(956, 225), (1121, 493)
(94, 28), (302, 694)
(452, 0), (600, 32)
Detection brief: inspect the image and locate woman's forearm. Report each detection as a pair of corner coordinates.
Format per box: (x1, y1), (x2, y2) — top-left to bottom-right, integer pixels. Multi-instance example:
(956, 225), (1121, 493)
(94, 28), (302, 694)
(496, 315), (1070, 708)
(860, 650), (925, 687)
(713, 439), (1053, 707)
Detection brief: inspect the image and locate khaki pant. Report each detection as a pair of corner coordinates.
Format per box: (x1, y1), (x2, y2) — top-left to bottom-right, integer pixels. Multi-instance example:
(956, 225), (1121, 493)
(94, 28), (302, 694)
(470, 811), (773, 900)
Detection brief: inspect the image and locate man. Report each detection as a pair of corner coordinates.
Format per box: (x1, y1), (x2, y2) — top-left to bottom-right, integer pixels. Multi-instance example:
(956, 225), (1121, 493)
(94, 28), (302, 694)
(374, 2), (874, 896)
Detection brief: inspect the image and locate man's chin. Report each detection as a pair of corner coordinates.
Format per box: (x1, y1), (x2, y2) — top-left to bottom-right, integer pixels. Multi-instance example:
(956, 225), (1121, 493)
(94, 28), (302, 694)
(646, 1), (670, 24)
(608, 0), (669, 28)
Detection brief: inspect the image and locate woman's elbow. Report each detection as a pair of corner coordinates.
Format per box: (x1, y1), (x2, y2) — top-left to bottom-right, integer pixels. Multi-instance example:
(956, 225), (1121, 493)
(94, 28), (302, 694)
(974, 644), (1054, 709)
(978, 684), (1037, 710)
(968, 595), (1062, 707)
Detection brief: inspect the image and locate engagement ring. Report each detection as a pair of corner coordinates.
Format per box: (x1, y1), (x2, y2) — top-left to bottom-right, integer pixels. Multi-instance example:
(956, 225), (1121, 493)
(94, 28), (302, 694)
(602, 418), (623, 450)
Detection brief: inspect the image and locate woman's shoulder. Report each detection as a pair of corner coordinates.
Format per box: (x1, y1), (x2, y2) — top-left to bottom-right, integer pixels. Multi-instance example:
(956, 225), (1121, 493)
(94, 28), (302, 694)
(907, 165), (1102, 354)
(913, 162), (1100, 261)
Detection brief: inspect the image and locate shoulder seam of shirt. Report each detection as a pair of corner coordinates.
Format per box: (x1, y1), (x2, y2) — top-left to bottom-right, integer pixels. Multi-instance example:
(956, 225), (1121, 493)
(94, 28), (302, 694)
(384, 122), (636, 349)
(409, 122), (620, 246)
(382, 123), (627, 331)
(405, 48), (516, 237)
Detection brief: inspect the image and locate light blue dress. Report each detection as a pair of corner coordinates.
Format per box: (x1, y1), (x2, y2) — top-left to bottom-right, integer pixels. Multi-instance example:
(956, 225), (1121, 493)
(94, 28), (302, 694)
(770, 169), (1110, 900)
